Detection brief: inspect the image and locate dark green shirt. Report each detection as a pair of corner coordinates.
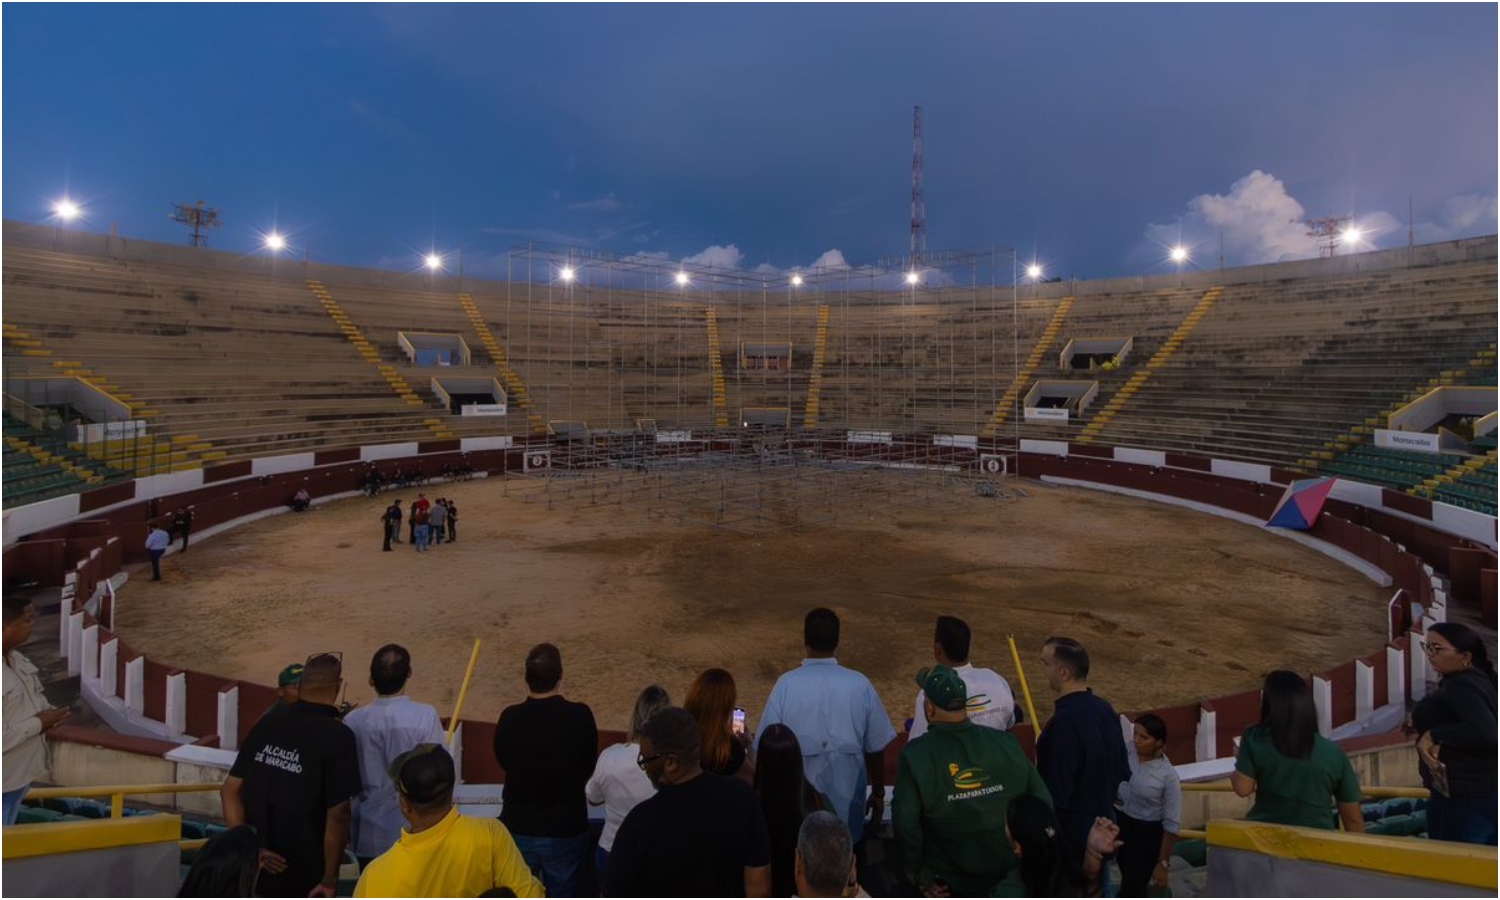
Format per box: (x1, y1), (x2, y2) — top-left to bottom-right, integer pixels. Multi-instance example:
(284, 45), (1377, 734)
(1234, 726), (1361, 830)
(894, 719), (1052, 896)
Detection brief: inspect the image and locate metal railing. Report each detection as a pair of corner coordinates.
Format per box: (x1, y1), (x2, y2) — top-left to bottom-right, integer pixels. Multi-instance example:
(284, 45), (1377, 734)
(23, 782), (222, 849)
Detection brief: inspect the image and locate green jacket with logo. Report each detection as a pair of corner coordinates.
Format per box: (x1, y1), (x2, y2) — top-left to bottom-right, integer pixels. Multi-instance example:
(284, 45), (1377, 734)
(893, 719), (1053, 895)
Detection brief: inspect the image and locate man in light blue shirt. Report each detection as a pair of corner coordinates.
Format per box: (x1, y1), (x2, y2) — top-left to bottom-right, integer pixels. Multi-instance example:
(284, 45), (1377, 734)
(144, 525), (171, 581)
(343, 644), (446, 866)
(756, 608), (896, 848)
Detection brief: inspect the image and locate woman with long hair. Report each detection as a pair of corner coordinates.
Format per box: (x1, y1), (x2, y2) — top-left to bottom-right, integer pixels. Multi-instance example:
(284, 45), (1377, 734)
(999, 794), (1118, 897)
(1115, 714), (1181, 897)
(684, 668), (755, 782)
(755, 724), (827, 897)
(178, 824), (260, 897)
(585, 684), (672, 884)
(1410, 622), (1497, 845)
(1230, 670), (1364, 831)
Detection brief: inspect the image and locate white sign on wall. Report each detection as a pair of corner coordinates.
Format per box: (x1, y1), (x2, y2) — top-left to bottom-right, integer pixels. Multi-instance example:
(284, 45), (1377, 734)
(1024, 407), (1070, 422)
(978, 454), (1008, 475)
(460, 403), (507, 417)
(847, 431), (894, 444)
(1374, 429), (1440, 453)
(655, 430), (694, 443)
(523, 450), (551, 472)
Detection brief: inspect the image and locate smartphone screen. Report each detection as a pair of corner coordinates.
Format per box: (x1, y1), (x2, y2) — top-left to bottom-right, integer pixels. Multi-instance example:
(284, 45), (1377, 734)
(731, 706), (747, 735)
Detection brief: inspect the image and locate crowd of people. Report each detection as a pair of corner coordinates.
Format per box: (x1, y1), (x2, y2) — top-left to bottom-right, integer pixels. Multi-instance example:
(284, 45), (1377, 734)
(4, 592), (1494, 898)
(381, 493), (461, 552)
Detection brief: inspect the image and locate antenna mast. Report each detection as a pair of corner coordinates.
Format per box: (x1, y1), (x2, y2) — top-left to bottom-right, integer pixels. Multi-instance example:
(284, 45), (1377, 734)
(1305, 215), (1351, 258)
(170, 200), (222, 248)
(910, 105), (926, 265)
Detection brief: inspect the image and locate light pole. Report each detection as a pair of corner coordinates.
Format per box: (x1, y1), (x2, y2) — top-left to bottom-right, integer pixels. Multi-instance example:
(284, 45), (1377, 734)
(1170, 245), (1189, 285)
(425, 252), (444, 288)
(51, 197), (81, 249)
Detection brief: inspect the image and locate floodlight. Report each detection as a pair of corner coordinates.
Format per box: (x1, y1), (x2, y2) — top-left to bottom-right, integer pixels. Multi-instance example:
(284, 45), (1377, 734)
(1169, 246), (1189, 263)
(425, 253), (443, 271)
(1340, 226), (1364, 245)
(1026, 264), (1043, 280)
(264, 232), (286, 252)
(53, 199), (80, 221)
(560, 266), (576, 282)
(790, 274), (804, 287)
(675, 271), (689, 286)
(905, 271), (921, 285)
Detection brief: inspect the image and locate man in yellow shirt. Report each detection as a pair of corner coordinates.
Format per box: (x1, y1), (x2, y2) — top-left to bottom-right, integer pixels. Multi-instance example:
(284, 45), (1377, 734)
(354, 743), (544, 898)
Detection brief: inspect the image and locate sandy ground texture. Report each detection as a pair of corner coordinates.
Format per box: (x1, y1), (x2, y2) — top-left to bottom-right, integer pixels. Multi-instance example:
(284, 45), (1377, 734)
(116, 472), (1390, 735)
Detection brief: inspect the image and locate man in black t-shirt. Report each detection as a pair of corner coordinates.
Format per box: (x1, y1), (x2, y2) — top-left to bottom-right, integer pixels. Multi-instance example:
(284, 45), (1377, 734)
(493, 642), (599, 898)
(604, 707), (772, 898)
(222, 653), (362, 898)
(381, 500), (402, 552)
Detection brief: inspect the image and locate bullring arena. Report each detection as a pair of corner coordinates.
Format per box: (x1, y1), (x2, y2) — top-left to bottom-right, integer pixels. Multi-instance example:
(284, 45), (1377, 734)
(1, 220), (1496, 893)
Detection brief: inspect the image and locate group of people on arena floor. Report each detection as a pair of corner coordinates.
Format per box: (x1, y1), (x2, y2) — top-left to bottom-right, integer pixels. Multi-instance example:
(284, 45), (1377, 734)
(380, 493), (460, 552)
(5, 595), (1494, 898)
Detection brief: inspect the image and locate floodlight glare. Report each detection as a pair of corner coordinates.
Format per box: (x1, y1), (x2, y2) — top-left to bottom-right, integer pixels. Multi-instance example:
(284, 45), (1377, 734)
(54, 199), (80, 221)
(1026, 264), (1043, 280)
(675, 271), (689, 286)
(1341, 226), (1364, 245)
(264, 232), (287, 252)
(790, 274), (804, 287)
(560, 266), (576, 282)
(1169, 246), (1189, 263)
(905, 271), (921, 285)
(425, 253), (443, 271)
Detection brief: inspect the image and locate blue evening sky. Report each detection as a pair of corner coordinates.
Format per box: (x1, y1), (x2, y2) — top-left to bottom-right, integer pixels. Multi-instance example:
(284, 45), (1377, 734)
(4, 3), (1495, 280)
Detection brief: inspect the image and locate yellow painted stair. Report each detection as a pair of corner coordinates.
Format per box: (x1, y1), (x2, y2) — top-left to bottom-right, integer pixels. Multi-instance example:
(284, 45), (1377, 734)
(981, 297), (1075, 437)
(456, 292), (548, 434)
(1078, 287), (1222, 443)
(6, 435), (104, 484)
(305, 280), (453, 441)
(803, 304), (831, 429)
(705, 309), (730, 428)
(1412, 450), (1497, 499)
(3, 327), (212, 473)
(1299, 342), (1498, 471)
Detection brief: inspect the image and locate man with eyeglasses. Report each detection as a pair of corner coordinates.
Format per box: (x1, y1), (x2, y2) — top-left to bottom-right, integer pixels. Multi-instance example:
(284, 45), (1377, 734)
(222, 652), (363, 898)
(603, 707), (772, 897)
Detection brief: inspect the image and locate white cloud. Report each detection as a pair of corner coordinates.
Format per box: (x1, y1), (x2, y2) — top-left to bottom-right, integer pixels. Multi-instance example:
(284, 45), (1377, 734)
(566, 192), (621, 213)
(1146, 170), (1319, 265)
(682, 244), (744, 269)
(809, 249), (850, 271)
(1416, 193), (1498, 243)
(752, 262), (780, 275)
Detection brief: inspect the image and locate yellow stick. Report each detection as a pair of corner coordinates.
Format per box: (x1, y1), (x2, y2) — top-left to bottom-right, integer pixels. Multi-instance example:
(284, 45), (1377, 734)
(1008, 634), (1040, 730)
(446, 639), (482, 746)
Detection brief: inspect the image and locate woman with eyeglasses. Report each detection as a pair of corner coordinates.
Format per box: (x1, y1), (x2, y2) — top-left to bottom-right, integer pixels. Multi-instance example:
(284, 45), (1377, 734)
(1410, 623), (1498, 845)
(1229, 671), (1365, 832)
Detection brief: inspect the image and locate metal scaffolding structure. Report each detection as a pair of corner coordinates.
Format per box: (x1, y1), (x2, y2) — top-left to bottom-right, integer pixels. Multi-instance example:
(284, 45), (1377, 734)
(486, 245), (1024, 532)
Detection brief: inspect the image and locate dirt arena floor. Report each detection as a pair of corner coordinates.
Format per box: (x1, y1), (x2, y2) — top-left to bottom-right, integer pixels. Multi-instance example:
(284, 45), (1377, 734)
(117, 472), (1391, 734)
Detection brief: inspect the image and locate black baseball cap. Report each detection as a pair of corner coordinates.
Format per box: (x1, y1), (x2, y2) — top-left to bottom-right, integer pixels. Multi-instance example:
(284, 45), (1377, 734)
(389, 743), (455, 805)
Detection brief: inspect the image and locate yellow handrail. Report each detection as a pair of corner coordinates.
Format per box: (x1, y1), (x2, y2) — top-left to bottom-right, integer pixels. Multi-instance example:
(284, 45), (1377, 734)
(1181, 781), (1429, 799)
(25, 782), (222, 819)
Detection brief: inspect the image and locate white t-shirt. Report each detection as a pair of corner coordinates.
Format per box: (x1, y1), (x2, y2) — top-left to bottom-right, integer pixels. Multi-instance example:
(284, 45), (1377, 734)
(908, 662), (1017, 739)
(585, 741), (656, 852)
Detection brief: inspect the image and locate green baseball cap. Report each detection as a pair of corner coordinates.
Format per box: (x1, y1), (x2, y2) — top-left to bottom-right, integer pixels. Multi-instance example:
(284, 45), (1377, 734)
(915, 665), (968, 712)
(277, 663), (305, 687)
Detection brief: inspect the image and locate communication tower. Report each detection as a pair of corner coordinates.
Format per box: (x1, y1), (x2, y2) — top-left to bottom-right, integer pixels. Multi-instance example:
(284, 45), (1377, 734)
(1305, 215), (1351, 258)
(910, 105), (926, 265)
(170, 200), (222, 247)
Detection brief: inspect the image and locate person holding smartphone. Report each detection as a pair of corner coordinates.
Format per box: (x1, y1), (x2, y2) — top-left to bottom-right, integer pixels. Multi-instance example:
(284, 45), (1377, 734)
(3, 597), (70, 826)
(685, 668), (756, 784)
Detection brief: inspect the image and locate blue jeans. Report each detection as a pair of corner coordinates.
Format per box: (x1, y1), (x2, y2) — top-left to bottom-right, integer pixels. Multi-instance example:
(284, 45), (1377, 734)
(513, 832), (589, 898)
(1428, 790), (1498, 845)
(415, 524), (431, 551)
(594, 846), (610, 894)
(3, 786), (29, 826)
